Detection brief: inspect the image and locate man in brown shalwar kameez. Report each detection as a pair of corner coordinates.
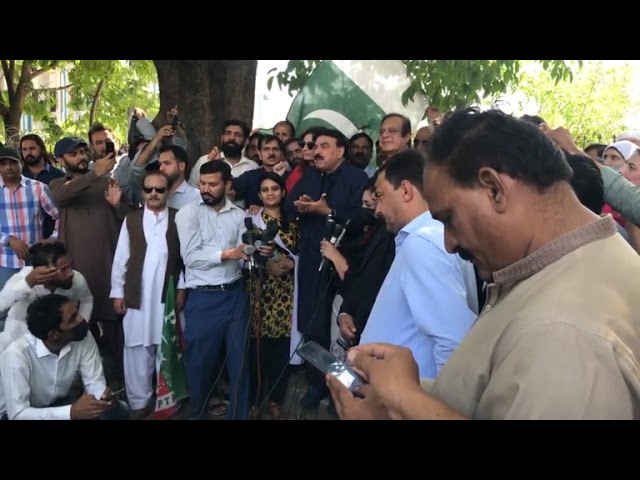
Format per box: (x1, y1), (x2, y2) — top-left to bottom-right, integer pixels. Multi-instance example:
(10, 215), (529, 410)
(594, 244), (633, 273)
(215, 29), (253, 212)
(49, 137), (135, 385)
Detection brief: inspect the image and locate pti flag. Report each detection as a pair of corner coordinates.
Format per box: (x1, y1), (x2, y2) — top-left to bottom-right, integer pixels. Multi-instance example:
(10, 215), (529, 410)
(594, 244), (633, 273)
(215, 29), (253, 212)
(286, 60), (428, 143)
(150, 275), (189, 420)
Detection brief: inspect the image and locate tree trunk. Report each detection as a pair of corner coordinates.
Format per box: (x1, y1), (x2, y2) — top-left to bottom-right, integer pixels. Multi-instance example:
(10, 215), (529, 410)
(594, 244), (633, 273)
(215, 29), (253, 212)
(152, 60), (257, 169)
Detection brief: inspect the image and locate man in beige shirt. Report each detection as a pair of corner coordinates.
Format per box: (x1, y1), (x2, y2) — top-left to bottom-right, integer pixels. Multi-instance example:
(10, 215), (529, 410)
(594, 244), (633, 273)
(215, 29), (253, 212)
(327, 107), (640, 420)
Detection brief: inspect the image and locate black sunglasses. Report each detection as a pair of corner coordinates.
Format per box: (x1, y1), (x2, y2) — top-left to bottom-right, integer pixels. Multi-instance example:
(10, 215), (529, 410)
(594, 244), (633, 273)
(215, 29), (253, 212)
(298, 140), (315, 150)
(143, 186), (167, 194)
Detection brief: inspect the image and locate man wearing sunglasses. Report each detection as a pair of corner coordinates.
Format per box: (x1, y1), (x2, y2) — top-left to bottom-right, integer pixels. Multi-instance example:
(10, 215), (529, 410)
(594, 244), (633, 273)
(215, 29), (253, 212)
(110, 170), (184, 420)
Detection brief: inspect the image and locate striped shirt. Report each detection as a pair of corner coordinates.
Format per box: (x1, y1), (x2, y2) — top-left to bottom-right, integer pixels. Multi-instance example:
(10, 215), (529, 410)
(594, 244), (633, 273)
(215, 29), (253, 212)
(0, 176), (59, 268)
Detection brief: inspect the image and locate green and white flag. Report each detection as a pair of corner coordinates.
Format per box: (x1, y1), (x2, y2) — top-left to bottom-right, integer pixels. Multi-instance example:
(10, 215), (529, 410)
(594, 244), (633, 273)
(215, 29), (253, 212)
(286, 60), (428, 143)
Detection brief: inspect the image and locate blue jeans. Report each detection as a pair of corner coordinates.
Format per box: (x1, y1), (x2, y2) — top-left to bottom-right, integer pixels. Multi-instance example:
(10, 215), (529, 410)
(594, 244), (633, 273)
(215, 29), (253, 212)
(184, 286), (250, 420)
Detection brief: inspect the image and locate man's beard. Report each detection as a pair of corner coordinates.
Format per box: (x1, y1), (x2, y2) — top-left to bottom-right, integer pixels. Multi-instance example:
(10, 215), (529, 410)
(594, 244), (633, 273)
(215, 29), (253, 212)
(350, 154), (371, 169)
(201, 191), (225, 207)
(66, 161), (89, 174)
(221, 141), (243, 158)
(24, 154), (42, 167)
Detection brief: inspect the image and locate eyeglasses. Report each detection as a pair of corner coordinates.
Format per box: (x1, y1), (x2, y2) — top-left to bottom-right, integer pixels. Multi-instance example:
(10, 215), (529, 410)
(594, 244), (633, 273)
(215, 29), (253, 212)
(298, 141), (316, 150)
(142, 186), (167, 194)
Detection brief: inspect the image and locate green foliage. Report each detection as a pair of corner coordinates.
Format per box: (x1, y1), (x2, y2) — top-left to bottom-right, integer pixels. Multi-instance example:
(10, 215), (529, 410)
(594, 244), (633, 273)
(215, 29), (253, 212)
(63, 60), (159, 143)
(268, 60), (322, 95)
(268, 60), (579, 115)
(514, 60), (638, 147)
(1, 60), (158, 148)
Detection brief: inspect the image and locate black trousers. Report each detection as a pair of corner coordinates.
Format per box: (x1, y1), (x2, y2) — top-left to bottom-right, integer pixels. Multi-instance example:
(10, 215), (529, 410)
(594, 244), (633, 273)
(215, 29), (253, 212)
(249, 337), (291, 406)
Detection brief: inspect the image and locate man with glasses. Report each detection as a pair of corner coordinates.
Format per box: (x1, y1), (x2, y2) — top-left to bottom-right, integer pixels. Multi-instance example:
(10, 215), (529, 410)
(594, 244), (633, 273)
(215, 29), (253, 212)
(378, 113), (412, 164)
(110, 170), (183, 420)
(285, 127), (323, 193)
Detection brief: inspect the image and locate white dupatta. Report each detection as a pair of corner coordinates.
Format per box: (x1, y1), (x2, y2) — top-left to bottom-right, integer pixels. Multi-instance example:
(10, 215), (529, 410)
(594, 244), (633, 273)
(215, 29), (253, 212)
(249, 209), (303, 365)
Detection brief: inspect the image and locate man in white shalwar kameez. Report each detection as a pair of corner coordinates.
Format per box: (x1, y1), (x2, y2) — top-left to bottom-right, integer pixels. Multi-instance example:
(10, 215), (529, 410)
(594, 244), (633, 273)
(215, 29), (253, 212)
(0, 241), (93, 354)
(110, 171), (183, 419)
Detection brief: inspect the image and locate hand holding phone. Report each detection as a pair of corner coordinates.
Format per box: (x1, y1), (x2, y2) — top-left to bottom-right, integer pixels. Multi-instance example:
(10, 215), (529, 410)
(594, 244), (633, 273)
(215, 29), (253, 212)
(297, 341), (365, 393)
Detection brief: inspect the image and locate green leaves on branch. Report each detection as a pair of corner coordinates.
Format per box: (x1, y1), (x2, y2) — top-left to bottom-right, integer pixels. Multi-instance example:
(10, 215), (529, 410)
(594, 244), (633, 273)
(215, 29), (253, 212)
(267, 60), (322, 95)
(515, 60), (636, 147)
(269, 60), (580, 115)
(1, 60), (159, 147)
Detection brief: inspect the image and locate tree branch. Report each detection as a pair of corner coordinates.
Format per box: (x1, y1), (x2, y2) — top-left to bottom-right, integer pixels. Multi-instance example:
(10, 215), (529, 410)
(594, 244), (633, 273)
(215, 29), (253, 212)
(89, 78), (106, 128)
(29, 60), (60, 81)
(34, 84), (74, 92)
(1, 60), (14, 99)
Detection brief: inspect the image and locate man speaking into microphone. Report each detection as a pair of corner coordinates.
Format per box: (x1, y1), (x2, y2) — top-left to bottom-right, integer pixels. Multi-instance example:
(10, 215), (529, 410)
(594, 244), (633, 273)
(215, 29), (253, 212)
(284, 128), (368, 409)
(175, 160), (251, 420)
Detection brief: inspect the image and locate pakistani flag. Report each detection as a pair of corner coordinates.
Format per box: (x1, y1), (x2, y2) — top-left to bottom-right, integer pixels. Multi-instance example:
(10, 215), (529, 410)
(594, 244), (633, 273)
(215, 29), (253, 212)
(286, 60), (428, 144)
(151, 275), (189, 420)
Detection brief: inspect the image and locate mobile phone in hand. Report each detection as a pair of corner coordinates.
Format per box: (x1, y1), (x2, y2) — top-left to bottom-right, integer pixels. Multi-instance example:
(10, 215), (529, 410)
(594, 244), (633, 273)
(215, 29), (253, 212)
(297, 341), (365, 392)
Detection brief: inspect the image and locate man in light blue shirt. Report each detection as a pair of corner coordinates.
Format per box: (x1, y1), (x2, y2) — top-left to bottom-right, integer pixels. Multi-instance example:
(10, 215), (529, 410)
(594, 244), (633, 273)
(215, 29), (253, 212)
(175, 160), (251, 420)
(359, 150), (477, 379)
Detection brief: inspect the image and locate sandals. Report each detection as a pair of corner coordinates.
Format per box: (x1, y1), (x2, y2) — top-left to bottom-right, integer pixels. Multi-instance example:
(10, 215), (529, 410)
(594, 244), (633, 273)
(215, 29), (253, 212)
(265, 401), (288, 420)
(208, 396), (228, 417)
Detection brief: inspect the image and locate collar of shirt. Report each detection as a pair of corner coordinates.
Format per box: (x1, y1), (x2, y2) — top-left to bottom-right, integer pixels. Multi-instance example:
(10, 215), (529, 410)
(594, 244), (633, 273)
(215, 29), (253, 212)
(197, 195), (237, 213)
(33, 335), (72, 360)
(171, 179), (188, 196)
(395, 210), (434, 249)
(492, 215), (617, 286)
(22, 162), (52, 175)
(143, 205), (169, 223)
(220, 152), (252, 166)
(0, 175), (28, 189)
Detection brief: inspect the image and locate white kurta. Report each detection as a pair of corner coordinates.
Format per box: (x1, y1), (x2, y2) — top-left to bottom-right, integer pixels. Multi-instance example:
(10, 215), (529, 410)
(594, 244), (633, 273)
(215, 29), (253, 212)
(110, 207), (169, 347)
(0, 268), (93, 354)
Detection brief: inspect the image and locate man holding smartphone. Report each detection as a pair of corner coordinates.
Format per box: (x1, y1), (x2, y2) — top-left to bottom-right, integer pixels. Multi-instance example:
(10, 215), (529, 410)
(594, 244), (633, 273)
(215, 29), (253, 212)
(0, 294), (130, 420)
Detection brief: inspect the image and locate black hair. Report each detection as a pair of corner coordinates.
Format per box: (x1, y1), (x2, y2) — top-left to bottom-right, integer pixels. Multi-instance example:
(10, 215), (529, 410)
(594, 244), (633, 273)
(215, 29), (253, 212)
(378, 149), (426, 197)
(349, 132), (374, 150)
(26, 294), (71, 340)
(158, 144), (189, 165)
(29, 241), (68, 268)
(257, 171), (290, 232)
(200, 159), (231, 182)
(223, 120), (250, 139)
(20, 133), (54, 166)
(429, 107), (572, 191)
(312, 128), (349, 156)
(565, 153), (604, 215)
(381, 113), (412, 137)
(258, 134), (283, 150)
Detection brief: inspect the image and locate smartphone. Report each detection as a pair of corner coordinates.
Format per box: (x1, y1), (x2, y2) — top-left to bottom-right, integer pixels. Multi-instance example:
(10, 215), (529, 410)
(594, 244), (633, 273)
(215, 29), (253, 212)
(110, 387), (126, 399)
(105, 139), (115, 157)
(297, 341), (365, 393)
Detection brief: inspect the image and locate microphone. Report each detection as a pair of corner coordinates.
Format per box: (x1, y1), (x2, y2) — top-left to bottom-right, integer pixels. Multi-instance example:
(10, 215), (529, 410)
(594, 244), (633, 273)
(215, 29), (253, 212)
(319, 223), (344, 272)
(261, 220), (279, 244)
(243, 217), (256, 270)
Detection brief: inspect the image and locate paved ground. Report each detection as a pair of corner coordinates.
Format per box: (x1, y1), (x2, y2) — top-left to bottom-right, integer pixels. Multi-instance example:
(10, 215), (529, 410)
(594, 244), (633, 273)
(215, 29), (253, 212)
(101, 348), (337, 420)
(170, 367), (337, 421)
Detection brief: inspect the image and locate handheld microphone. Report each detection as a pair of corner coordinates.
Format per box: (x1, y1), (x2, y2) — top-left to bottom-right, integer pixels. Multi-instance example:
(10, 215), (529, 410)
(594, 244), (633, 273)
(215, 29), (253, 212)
(262, 220), (279, 244)
(334, 219), (350, 249)
(243, 218), (256, 270)
(319, 223), (344, 272)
